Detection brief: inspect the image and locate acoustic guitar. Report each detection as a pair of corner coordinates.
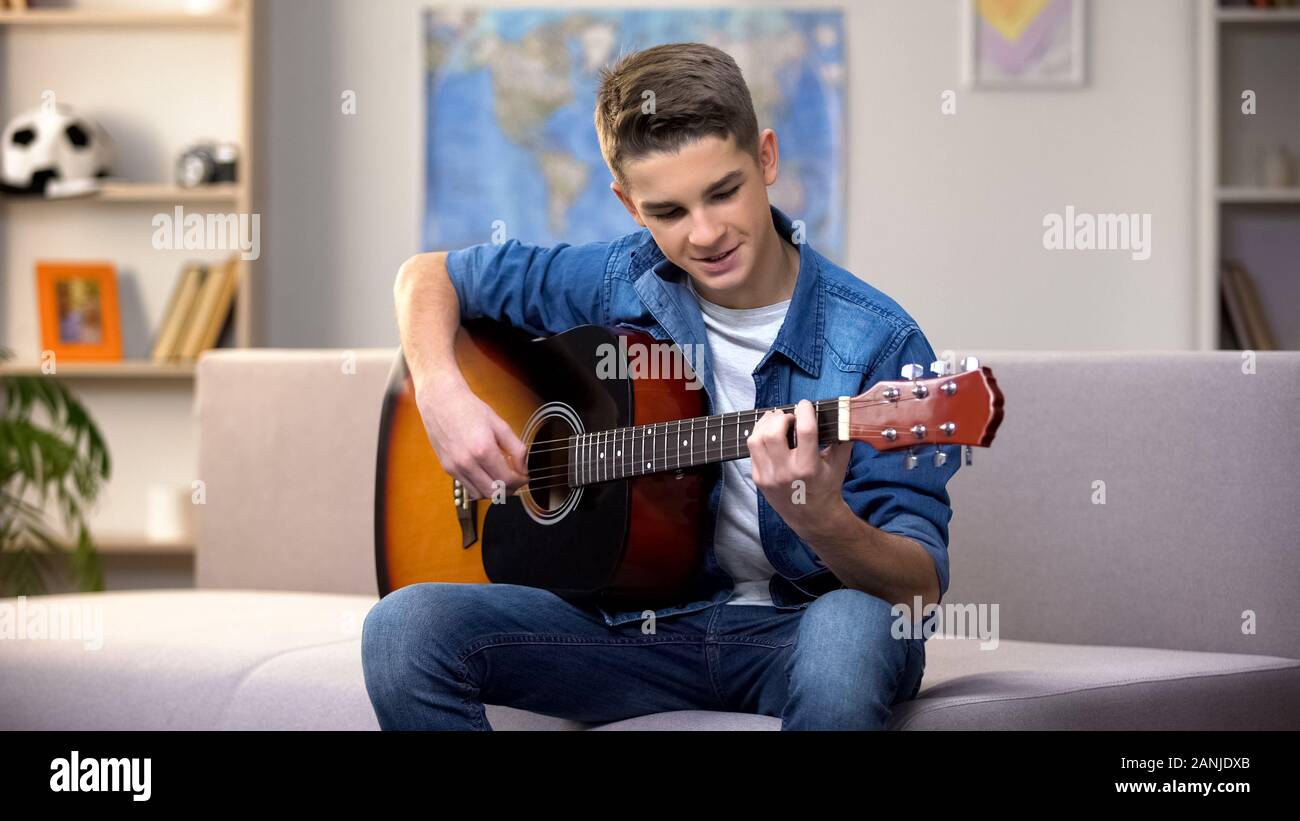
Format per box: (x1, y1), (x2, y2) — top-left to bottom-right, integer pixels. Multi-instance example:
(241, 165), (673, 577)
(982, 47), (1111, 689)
(375, 320), (1004, 608)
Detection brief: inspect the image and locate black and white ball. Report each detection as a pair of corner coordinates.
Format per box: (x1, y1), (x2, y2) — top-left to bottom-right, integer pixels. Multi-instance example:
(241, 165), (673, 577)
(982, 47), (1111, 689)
(1, 104), (114, 196)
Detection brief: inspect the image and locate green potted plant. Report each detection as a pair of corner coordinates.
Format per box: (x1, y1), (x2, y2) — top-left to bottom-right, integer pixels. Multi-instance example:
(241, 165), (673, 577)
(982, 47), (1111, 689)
(0, 346), (110, 597)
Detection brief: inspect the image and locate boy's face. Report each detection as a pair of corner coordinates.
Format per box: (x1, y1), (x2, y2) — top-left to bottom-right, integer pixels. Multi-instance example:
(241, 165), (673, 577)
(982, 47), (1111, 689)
(611, 130), (781, 295)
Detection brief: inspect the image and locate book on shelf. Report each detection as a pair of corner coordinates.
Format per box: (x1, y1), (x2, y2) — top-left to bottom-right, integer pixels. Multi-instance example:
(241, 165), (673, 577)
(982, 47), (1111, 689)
(149, 263), (205, 363)
(1220, 259), (1277, 350)
(150, 256), (241, 363)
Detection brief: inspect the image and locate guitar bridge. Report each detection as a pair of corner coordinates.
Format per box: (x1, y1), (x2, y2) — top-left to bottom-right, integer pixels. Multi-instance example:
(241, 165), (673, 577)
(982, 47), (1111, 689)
(452, 479), (477, 549)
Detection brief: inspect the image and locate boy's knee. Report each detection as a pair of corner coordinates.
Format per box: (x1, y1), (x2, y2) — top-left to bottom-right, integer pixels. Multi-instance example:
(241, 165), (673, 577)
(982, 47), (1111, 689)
(801, 588), (900, 641)
(363, 582), (478, 661)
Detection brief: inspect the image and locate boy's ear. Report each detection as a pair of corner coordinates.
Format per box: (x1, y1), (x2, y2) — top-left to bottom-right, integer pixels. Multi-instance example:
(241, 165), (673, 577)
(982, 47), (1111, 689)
(610, 180), (646, 228)
(758, 128), (780, 187)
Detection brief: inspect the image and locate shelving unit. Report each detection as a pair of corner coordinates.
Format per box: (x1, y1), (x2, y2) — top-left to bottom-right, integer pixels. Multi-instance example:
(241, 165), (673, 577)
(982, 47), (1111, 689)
(1217, 7), (1300, 24)
(0, 0), (258, 563)
(1217, 185), (1300, 204)
(91, 535), (193, 555)
(0, 181), (240, 204)
(0, 359), (195, 379)
(0, 0), (256, 369)
(1197, 1), (1300, 351)
(0, 8), (241, 27)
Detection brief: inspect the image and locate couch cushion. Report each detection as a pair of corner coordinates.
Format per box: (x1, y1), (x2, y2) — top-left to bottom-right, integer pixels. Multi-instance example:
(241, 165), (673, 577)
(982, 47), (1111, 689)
(3, 591), (1297, 730)
(0, 590), (379, 730)
(592, 711), (781, 730)
(893, 637), (1300, 730)
(0, 590), (718, 730)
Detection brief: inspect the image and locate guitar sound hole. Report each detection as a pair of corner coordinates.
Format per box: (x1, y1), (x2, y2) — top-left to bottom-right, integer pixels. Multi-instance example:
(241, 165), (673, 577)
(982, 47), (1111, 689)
(525, 415), (575, 514)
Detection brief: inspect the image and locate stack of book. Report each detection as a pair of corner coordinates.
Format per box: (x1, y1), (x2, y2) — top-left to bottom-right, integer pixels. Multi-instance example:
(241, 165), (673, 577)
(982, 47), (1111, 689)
(150, 256), (242, 363)
(1219, 259), (1277, 350)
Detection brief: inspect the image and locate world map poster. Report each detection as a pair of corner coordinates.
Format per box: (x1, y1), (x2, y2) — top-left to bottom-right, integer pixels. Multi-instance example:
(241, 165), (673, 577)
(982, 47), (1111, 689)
(423, 8), (846, 261)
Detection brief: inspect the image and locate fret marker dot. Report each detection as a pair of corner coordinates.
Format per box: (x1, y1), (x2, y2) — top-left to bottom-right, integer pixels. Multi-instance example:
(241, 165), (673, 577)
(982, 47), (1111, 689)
(682, 439), (687, 446)
(599, 452), (604, 458)
(743, 429), (749, 436)
(617, 450), (621, 457)
(645, 462), (651, 468)
(711, 435), (716, 442)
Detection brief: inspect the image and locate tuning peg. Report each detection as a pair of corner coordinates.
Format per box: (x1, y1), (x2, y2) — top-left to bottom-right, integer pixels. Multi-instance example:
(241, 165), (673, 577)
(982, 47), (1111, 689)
(930, 358), (955, 376)
(932, 446), (948, 467)
(963, 445), (973, 466)
(905, 447), (918, 470)
(960, 355), (981, 373)
(900, 363), (925, 380)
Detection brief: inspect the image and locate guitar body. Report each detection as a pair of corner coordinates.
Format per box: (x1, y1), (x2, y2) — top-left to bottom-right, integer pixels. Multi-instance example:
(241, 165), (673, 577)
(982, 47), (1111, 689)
(374, 321), (707, 608)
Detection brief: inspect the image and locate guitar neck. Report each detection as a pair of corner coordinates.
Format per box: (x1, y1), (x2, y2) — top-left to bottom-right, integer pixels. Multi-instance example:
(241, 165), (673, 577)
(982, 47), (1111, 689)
(566, 400), (846, 487)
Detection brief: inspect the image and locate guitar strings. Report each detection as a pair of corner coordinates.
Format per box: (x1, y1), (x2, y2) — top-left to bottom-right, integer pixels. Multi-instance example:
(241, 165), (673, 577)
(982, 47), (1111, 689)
(528, 423), (938, 480)
(517, 391), (935, 458)
(517, 391), (949, 490)
(518, 421), (958, 495)
(527, 422), (910, 481)
(448, 389), (966, 498)
(518, 393), (924, 452)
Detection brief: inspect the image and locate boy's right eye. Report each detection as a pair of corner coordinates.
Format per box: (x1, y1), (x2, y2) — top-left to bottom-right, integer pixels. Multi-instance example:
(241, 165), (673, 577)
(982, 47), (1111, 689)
(651, 208), (684, 222)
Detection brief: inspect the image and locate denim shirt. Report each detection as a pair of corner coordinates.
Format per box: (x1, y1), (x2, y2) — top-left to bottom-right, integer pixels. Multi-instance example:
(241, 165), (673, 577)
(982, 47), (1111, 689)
(445, 205), (960, 627)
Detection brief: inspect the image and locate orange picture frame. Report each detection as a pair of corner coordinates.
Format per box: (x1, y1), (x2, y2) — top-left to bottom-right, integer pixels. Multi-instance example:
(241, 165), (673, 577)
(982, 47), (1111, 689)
(36, 261), (123, 362)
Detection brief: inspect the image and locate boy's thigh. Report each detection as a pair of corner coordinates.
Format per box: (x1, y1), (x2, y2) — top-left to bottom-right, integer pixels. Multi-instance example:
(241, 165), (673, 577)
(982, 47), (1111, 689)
(369, 582), (724, 724)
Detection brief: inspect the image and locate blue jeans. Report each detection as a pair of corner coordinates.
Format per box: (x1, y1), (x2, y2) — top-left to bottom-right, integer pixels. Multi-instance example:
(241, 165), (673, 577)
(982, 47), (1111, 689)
(361, 582), (926, 730)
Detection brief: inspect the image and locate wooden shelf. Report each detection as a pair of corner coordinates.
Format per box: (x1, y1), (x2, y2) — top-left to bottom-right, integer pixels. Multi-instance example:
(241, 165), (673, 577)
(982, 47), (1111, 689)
(0, 360), (196, 379)
(1217, 186), (1300, 204)
(1217, 8), (1300, 24)
(92, 535), (194, 555)
(100, 182), (241, 203)
(0, 9), (241, 28)
(0, 182), (242, 205)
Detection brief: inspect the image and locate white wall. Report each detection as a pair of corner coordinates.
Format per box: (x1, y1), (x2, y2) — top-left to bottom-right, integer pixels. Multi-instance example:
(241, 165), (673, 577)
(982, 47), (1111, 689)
(256, 0), (1199, 354)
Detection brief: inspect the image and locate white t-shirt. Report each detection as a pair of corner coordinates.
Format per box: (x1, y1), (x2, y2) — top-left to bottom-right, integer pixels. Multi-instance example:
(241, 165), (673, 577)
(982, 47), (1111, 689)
(687, 278), (791, 606)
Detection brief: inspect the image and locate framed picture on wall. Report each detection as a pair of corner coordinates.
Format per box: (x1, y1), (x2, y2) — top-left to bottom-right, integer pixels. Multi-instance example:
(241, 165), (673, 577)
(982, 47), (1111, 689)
(963, 0), (1087, 89)
(36, 261), (123, 362)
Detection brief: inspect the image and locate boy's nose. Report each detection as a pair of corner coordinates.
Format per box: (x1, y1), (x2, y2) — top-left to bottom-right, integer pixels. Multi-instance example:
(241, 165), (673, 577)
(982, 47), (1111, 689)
(688, 216), (725, 252)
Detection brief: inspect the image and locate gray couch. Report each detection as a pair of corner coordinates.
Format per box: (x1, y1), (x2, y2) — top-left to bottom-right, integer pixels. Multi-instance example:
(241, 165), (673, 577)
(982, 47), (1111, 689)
(2, 349), (1298, 730)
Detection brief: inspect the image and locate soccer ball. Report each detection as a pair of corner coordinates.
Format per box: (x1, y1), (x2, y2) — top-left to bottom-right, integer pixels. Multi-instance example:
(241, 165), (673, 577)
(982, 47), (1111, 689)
(1, 103), (114, 196)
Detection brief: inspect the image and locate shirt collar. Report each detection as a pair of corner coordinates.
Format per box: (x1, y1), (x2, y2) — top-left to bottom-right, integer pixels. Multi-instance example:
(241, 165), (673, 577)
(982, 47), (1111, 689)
(630, 204), (823, 378)
(764, 204), (823, 377)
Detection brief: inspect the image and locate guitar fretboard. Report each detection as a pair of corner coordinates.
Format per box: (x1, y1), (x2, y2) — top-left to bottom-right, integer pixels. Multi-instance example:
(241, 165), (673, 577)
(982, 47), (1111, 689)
(566, 404), (842, 487)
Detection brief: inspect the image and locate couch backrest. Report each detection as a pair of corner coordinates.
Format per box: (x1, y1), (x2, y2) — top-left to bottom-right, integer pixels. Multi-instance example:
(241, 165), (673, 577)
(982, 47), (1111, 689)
(195, 348), (1300, 658)
(195, 349), (399, 597)
(945, 351), (1299, 659)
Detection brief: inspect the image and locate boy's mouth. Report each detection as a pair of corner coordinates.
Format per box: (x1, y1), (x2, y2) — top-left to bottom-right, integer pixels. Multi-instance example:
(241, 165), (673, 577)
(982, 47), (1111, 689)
(696, 245), (737, 264)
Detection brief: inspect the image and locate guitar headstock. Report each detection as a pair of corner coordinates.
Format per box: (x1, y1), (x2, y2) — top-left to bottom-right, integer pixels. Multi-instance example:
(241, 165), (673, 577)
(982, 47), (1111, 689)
(846, 357), (1004, 463)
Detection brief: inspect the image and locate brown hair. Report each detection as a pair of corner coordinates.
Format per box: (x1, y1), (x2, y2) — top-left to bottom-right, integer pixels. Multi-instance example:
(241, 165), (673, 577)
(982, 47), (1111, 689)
(594, 43), (760, 188)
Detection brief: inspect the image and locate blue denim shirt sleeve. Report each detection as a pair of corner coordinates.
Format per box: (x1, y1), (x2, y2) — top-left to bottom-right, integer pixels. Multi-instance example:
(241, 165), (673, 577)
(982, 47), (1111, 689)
(840, 326), (961, 601)
(444, 238), (614, 336)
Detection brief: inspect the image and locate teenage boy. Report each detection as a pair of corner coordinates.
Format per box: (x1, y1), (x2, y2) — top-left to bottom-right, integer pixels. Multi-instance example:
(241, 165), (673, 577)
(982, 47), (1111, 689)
(364, 42), (960, 730)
